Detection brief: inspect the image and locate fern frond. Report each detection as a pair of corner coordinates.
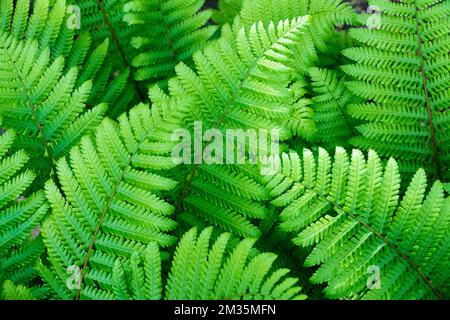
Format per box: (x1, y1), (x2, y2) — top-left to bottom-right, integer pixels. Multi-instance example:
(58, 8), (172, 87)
(38, 92), (191, 299)
(263, 147), (450, 299)
(0, 128), (48, 292)
(342, 0), (450, 180)
(1, 280), (35, 300)
(122, 0), (218, 88)
(239, 0), (356, 52)
(109, 227), (306, 300)
(0, 0), (135, 116)
(0, 34), (107, 189)
(169, 17), (312, 237)
(212, 0), (243, 26)
(1, 0), (72, 59)
(308, 67), (360, 148)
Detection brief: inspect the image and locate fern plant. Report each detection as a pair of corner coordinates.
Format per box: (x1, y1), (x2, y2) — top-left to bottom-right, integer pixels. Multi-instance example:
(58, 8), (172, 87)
(0, 34), (107, 188)
(110, 227), (307, 300)
(0, 0), (448, 302)
(342, 0), (450, 180)
(2, 0), (137, 116)
(263, 147), (449, 299)
(0, 127), (48, 295)
(123, 0), (218, 88)
(36, 90), (193, 299)
(170, 16), (312, 238)
(212, 0), (243, 26)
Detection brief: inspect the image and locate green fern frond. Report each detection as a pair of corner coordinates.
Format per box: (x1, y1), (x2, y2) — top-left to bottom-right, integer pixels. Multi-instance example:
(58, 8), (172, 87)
(212, 0), (243, 26)
(38, 93), (191, 299)
(169, 17), (312, 238)
(0, 128), (48, 292)
(239, 0), (356, 52)
(122, 0), (218, 87)
(0, 34), (108, 189)
(0, 0), (135, 116)
(308, 67), (360, 148)
(107, 227), (306, 300)
(1, 0), (72, 59)
(342, 0), (450, 180)
(72, 0), (148, 101)
(263, 147), (450, 299)
(1, 280), (36, 300)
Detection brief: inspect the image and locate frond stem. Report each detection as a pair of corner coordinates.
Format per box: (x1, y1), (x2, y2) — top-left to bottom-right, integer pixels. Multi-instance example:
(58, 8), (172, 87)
(414, 1), (440, 179)
(304, 185), (444, 299)
(75, 124), (156, 299)
(95, 0), (146, 100)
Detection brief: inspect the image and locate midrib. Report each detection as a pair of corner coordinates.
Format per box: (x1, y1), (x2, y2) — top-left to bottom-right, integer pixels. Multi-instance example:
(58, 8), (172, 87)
(413, 0), (441, 179)
(3, 44), (56, 180)
(75, 123), (157, 300)
(94, 0), (146, 100)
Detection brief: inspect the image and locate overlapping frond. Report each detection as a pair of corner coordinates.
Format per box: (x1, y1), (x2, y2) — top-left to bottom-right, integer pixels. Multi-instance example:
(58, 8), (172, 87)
(0, 34), (107, 189)
(169, 17), (312, 238)
(122, 0), (218, 87)
(239, 0), (356, 52)
(0, 128), (48, 293)
(263, 147), (450, 299)
(38, 92), (191, 300)
(342, 0), (450, 180)
(1, 0), (135, 115)
(212, 0), (243, 26)
(309, 68), (359, 147)
(106, 227), (307, 300)
(2, 281), (36, 300)
(1, 0), (73, 59)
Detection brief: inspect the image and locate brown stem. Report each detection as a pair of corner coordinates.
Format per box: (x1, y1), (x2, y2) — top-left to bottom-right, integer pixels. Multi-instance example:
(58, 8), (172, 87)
(414, 1), (441, 179)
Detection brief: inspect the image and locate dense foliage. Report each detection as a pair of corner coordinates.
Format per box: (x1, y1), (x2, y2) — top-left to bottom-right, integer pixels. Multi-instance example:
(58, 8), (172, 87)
(0, 0), (448, 300)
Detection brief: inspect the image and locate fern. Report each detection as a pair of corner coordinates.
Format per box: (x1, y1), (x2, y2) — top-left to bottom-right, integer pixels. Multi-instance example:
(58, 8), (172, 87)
(1, 0), (135, 116)
(122, 0), (218, 88)
(2, 280), (36, 300)
(307, 67), (360, 148)
(37, 93), (190, 299)
(263, 147), (450, 299)
(107, 227), (306, 300)
(0, 127), (48, 293)
(239, 0), (356, 53)
(1, 0), (74, 60)
(342, 0), (450, 180)
(74, 0), (216, 93)
(238, 0), (361, 150)
(212, 0), (243, 26)
(0, 34), (107, 188)
(1, 0), (448, 303)
(169, 17), (312, 238)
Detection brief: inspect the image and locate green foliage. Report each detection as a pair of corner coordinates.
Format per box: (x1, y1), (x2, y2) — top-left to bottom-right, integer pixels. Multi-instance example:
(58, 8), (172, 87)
(239, 0), (356, 52)
(2, 0), (136, 116)
(342, 0), (450, 180)
(123, 0), (218, 87)
(264, 147), (449, 299)
(0, 0), (448, 302)
(173, 16), (311, 238)
(0, 128), (48, 293)
(2, 280), (36, 300)
(37, 96), (189, 299)
(76, 0), (217, 92)
(308, 67), (360, 148)
(1, 0), (74, 60)
(109, 227), (306, 300)
(212, 0), (243, 26)
(0, 34), (107, 188)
